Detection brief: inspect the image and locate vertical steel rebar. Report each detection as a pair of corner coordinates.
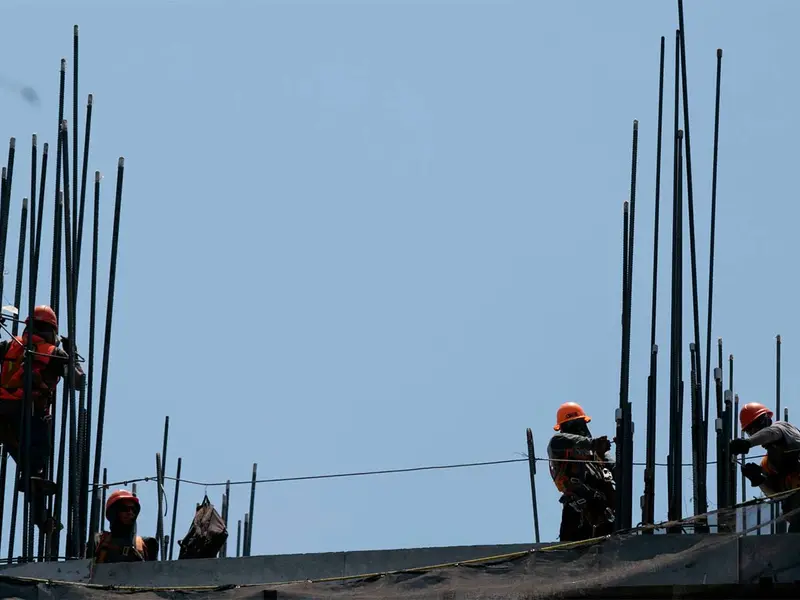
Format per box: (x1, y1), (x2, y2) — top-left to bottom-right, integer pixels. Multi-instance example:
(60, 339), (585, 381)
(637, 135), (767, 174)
(100, 468), (107, 533)
(221, 480), (230, 558)
(89, 158), (125, 543)
(72, 26), (79, 268)
(616, 199), (629, 532)
(85, 171), (101, 549)
(168, 457), (181, 561)
(236, 520), (241, 558)
(75, 96), (93, 295)
(246, 464), (257, 556)
(155, 453), (164, 560)
(243, 513), (249, 558)
(704, 48), (724, 423)
(643, 36), (666, 532)
(525, 428), (540, 543)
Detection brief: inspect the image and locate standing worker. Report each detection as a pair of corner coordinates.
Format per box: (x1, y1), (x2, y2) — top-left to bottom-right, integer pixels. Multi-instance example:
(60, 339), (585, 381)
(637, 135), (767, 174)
(0, 305), (85, 533)
(547, 402), (616, 542)
(89, 490), (157, 563)
(730, 402), (800, 532)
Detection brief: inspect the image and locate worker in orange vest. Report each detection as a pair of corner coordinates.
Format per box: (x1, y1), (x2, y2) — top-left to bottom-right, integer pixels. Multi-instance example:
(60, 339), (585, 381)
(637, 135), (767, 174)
(90, 490), (157, 563)
(547, 402), (616, 542)
(730, 402), (800, 532)
(0, 305), (84, 532)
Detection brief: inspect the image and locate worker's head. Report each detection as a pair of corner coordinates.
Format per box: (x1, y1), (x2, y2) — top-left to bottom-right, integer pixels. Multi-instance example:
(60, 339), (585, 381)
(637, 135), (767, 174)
(740, 402), (773, 437)
(554, 402), (591, 434)
(24, 305), (58, 338)
(106, 489), (140, 527)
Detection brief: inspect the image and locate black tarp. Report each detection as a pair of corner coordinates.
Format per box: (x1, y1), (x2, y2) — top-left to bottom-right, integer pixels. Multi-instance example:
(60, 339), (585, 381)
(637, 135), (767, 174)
(2, 534), (799, 599)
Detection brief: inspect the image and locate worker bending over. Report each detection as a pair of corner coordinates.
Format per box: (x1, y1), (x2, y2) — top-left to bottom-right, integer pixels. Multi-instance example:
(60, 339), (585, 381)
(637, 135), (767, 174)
(730, 402), (800, 533)
(90, 490), (157, 563)
(547, 402), (616, 542)
(0, 305), (85, 532)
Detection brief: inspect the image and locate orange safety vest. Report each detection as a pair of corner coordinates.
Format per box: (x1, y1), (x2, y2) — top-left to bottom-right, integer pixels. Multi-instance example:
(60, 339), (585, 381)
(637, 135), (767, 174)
(0, 334), (58, 412)
(94, 532), (147, 563)
(761, 455), (800, 493)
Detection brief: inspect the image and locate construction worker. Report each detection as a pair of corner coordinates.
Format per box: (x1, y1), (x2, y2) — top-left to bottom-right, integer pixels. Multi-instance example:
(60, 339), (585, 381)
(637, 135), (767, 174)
(730, 402), (800, 533)
(90, 490), (157, 563)
(0, 305), (84, 532)
(547, 402), (616, 542)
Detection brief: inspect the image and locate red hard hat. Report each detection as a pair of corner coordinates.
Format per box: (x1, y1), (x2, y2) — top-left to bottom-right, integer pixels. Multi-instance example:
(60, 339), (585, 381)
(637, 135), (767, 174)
(105, 489), (140, 521)
(554, 402), (591, 431)
(740, 402), (773, 431)
(25, 305), (58, 330)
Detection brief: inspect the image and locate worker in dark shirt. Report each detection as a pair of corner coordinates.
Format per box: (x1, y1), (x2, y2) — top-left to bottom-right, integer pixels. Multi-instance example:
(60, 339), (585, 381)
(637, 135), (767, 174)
(730, 402), (800, 533)
(89, 490), (157, 563)
(547, 402), (616, 542)
(0, 305), (84, 532)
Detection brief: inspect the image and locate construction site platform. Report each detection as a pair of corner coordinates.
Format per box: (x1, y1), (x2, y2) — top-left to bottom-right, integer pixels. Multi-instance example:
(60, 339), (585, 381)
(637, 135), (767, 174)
(0, 533), (796, 598)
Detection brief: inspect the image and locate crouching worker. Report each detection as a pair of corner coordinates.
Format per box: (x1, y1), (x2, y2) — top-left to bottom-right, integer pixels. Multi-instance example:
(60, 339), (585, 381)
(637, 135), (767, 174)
(89, 490), (158, 563)
(548, 402), (616, 542)
(0, 305), (85, 533)
(730, 402), (800, 533)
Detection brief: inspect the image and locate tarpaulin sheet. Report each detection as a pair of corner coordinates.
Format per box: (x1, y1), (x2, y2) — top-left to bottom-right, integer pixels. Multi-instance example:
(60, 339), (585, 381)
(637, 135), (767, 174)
(4, 534), (800, 599)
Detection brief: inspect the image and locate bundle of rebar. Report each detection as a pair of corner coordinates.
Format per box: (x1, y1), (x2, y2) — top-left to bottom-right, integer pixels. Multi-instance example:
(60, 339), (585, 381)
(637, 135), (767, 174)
(0, 25), (125, 562)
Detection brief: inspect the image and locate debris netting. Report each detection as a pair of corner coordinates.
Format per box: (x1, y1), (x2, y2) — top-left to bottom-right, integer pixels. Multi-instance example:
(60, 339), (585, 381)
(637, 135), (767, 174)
(0, 534), (766, 600)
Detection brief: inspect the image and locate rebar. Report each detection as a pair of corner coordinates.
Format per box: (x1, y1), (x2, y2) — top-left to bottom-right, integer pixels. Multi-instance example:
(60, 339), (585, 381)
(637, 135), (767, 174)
(168, 457), (181, 561)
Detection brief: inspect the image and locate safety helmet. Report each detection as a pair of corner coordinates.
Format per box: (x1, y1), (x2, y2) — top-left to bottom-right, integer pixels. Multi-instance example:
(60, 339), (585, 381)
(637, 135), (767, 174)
(554, 402), (591, 431)
(739, 402), (773, 432)
(25, 305), (58, 330)
(105, 489), (140, 521)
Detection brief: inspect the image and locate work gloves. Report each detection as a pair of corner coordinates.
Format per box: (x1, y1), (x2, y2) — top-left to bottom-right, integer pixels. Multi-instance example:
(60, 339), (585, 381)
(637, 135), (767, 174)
(59, 336), (75, 355)
(592, 436), (612, 456)
(742, 462), (765, 487)
(729, 438), (751, 455)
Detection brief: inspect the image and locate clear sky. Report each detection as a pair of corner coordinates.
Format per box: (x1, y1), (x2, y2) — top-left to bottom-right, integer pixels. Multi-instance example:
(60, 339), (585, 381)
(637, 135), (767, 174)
(0, 0), (797, 558)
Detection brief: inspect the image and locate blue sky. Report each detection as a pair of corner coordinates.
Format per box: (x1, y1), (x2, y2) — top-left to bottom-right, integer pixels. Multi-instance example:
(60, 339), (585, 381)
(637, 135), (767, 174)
(0, 0), (797, 558)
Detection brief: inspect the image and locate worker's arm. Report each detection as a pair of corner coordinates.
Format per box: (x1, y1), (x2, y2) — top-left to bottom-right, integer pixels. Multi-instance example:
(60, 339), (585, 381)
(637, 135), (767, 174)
(747, 426), (784, 447)
(549, 432), (594, 452)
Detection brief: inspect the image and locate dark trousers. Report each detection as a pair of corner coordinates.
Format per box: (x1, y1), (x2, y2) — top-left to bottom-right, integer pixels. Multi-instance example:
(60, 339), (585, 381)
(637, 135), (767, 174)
(0, 399), (51, 476)
(559, 499), (615, 542)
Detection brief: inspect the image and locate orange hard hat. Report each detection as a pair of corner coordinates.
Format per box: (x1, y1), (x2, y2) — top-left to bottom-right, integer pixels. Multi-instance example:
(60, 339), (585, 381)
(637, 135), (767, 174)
(740, 402), (773, 432)
(554, 402), (591, 431)
(25, 305), (58, 330)
(105, 489), (140, 521)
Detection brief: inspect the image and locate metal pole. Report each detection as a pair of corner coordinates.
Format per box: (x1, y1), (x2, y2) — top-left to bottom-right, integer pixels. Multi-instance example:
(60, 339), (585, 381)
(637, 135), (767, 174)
(221, 480), (230, 558)
(100, 468), (107, 533)
(236, 519), (241, 558)
(85, 171), (101, 550)
(89, 157), (125, 537)
(704, 48), (724, 420)
(246, 464), (257, 556)
(643, 36), (665, 533)
(32, 142), (48, 299)
(243, 513), (249, 558)
(525, 428), (540, 543)
(168, 457), (181, 561)
(161, 416), (169, 489)
(155, 453), (164, 560)
(615, 200), (629, 532)
(72, 26), (79, 268)
(75, 95), (93, 289)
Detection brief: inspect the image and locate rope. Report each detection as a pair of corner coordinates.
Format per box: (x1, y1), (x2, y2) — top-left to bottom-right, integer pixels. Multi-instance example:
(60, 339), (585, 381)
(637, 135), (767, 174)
(88, 451), (779, 491)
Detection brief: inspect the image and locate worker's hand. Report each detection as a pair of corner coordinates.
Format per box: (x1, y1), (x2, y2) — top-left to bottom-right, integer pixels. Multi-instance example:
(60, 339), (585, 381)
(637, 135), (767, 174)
(730, 438), (751, 455)
(592, 436), (612, 456)
(742, 462), (764, 486)
(59, 336), (74, 355)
